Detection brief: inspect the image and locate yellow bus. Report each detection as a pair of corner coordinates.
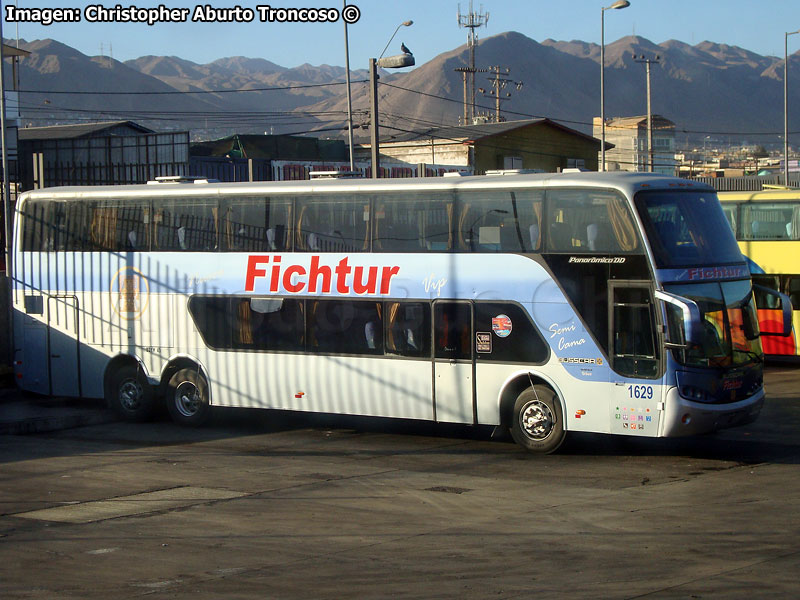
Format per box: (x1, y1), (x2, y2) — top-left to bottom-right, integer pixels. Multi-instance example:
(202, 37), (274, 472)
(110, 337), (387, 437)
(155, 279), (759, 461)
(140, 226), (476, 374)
(719, 188), (800, 357)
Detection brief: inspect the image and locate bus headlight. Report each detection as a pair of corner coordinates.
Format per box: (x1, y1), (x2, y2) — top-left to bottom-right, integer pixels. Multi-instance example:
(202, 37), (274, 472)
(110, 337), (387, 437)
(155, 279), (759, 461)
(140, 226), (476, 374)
(680, 385), (707, 402)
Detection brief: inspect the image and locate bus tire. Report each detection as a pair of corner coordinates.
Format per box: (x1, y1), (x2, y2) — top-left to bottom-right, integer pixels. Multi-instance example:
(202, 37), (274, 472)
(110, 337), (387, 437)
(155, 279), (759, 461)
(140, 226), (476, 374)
(108, 364), (155, 422)
(509, 385), (566, 454)
(167, 368), (211, 427)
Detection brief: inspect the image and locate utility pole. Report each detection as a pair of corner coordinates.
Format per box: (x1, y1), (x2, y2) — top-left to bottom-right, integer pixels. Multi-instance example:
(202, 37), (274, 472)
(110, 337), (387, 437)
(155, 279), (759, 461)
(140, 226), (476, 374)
(634, 54), (660, 172)
(457, 1), (488, 123)
(785, 30), (800, 186)
(454, 67), (470, 123)
(369, 58), (380, 178)
(478, 66), (522, 123)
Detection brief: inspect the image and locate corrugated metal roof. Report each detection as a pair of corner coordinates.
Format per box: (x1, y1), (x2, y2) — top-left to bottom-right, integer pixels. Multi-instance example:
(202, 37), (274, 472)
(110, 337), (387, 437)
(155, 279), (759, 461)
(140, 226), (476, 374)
(2, 43), (30, 57)
(18, 121), (154, 141)
(378, 118), (600, 146)
(190, 133), (347, 161)
(606, 115), (675, 128)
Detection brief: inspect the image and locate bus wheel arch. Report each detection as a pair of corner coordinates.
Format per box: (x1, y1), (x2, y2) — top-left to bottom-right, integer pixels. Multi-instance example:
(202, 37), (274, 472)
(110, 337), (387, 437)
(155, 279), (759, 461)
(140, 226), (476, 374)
(500, 374), (567, 454)
(161, 358), (212, 427)
(104, 356), (155, 422)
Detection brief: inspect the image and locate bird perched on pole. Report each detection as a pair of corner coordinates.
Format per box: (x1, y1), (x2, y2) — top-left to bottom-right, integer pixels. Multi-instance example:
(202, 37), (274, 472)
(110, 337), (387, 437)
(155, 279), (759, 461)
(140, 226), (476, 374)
(400, 42), (412, 55)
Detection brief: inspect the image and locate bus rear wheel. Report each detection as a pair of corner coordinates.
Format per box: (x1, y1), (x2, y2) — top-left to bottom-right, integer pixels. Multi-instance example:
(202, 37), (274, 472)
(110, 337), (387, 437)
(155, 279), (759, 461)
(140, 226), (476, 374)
(108, 364), (155, 422)
(509, 385), (565, 454)
(167, 368), (211, 427)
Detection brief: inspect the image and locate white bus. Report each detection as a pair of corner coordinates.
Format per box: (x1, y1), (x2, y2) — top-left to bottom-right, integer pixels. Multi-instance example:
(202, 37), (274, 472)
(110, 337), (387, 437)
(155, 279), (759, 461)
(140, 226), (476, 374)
(11, 172), (788, 453)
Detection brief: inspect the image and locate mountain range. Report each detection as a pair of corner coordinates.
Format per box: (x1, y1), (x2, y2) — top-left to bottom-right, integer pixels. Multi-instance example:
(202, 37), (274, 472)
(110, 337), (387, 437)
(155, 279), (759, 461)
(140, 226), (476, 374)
(8, 32), (800, 147)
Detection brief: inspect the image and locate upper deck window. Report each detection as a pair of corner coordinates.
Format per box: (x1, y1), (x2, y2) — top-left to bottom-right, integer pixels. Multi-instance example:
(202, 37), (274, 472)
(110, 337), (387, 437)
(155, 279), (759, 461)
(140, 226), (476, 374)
(544, 189), (641, 254)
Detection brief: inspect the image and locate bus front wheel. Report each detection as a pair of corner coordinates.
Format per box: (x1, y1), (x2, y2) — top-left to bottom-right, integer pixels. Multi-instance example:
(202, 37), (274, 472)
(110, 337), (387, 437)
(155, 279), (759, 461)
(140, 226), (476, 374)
(510, 385), (566, 454)
(108, 364), (155, 422)
(167, 368), (211, 427)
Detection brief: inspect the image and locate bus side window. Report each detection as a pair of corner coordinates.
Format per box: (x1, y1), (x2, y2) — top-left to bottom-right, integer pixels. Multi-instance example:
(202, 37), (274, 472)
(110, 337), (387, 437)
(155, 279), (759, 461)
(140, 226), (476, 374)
(296, 196), (369, 253)
(456, 190), (544, 253)
(373, 197), (424, 252)
(721, 204), (738, 236)
(791, 205), (800, 240)
(474, 302), (549, 364)
(386, 302), (430, 357)
(586, 221), (619, 252)
(306, 300), (382, 354)
(742, 203), (794, 241)
(422, 196), (454, 251)
(187, 297), (234, 349)
(546, 190), (639, 254)
(458, 201), (505, 252)
(223, 198), (292, 252)
(89, 201), (150, 251)
(155, 198), (219, 251)
(434, 302), (471, 360)
(787, 277), (800, 311)
(249, 298), (304, 351)
(21, 200), (51, 252)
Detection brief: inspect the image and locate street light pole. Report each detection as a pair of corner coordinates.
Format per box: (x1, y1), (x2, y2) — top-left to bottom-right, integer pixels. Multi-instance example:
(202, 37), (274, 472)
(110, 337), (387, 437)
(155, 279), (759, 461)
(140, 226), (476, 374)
(785, 29), (800, 186)
(370, 21), (413, 179)
(600, 0), (630, 172)
(343, 0), (354, 172)
(379, 20), (413, 60)
(0, 15), (11, 277)
(0, 10), (14, 372)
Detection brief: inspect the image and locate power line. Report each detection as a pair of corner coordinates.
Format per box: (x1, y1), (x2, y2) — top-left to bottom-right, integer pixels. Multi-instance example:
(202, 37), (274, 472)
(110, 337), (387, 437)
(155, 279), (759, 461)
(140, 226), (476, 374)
(16, 80), (368, 96)
(17, 80), (800, 141)
(378, 81), (800, 138)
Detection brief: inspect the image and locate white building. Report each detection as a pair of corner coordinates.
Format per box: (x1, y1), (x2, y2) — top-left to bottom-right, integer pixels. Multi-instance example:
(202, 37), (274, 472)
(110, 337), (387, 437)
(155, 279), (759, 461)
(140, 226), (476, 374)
(594, 115), (677, 175)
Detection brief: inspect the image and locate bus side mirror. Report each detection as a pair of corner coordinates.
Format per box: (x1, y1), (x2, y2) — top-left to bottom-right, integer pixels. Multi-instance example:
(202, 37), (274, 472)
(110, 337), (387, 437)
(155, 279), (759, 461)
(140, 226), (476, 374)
(654, 290), (705, 347)
(754, 284), (793, 337)
(742, 308), (759, 341)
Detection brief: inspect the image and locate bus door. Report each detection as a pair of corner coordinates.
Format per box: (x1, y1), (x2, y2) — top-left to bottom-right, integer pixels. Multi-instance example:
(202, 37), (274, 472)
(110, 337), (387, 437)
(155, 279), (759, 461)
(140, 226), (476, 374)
(47, 296), (81, 397)
(19, 295), (49, 395)
(607, 282), (662, 435)
(433, 301), (474, 424)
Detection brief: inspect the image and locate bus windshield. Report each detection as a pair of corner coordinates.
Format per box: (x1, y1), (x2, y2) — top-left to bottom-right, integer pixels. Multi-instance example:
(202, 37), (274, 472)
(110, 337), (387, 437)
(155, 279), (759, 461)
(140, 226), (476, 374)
(635, 190), (744, 267)
(664, 280), (762, 367)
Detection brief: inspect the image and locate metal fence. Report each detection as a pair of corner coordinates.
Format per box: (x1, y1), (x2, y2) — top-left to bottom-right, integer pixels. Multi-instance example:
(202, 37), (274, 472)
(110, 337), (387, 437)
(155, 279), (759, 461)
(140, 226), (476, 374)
(688, 175), (800, 191)
(20, 132), (190, 190)
(188, 156), (271, 182)
(37, 161), (189, 187)
(188, 157), (473, 182)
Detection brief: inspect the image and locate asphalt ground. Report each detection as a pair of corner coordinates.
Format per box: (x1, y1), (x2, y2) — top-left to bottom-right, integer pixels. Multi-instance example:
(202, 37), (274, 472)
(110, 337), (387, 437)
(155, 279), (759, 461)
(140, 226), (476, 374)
(0, 364), (799, 599)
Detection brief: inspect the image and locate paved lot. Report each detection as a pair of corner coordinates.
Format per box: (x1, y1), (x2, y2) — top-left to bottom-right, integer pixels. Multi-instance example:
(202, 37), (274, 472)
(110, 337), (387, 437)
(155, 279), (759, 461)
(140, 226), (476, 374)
(1, 365), (799, 599)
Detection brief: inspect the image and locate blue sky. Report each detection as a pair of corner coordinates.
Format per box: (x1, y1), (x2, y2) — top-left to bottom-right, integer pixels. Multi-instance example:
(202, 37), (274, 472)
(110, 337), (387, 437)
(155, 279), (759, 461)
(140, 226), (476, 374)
(4, 0), (800, 68)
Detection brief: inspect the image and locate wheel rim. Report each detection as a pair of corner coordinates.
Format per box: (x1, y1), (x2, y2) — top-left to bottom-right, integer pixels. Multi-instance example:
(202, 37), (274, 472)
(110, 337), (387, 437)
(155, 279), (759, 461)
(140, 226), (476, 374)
(174, 381), (202, 418)
(118, 378), (143, 412)
(519, 400), (555, 440)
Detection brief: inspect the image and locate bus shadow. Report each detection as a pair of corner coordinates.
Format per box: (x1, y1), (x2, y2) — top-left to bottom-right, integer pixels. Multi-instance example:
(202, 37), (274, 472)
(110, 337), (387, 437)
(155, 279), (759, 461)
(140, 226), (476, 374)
(559, 430), (800, 465)
(2, 399), (798, 467)
(189, 406), (800, 466)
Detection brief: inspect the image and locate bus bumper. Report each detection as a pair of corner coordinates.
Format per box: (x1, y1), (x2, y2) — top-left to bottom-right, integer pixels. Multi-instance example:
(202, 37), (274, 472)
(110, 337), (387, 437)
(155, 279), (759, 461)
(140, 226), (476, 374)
(660, 386), (765, 437)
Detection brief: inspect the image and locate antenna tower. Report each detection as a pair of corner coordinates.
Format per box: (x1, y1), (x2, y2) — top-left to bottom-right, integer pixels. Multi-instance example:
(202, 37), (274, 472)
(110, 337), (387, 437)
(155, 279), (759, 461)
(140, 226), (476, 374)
(457, 1), (489, 123)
